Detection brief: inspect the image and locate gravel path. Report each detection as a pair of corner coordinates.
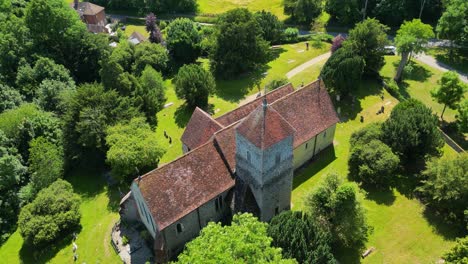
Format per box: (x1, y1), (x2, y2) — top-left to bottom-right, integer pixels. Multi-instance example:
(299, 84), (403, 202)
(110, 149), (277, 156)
(286, 52), (331, 79)
(414, 53), (468, 83)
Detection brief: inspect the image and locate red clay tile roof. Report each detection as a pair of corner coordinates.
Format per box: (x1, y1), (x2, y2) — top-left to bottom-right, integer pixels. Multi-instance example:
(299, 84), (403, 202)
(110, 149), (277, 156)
(181, 107), (224, 150)
(236, 102), (296, 149)
(215, 83), (294, 126)
(72, 2), (105, 16)
(137, 141), (235, 230)
(271, 80), (339, 148)
(213, 123), (238, 172)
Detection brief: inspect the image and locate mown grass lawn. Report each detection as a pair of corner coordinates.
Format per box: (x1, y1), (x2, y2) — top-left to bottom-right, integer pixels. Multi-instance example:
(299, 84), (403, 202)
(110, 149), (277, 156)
(197, 0), (286, 20)
(0, 170), (122, 264)
(290, 59), (459, 263)
(426, 47), (468, 75)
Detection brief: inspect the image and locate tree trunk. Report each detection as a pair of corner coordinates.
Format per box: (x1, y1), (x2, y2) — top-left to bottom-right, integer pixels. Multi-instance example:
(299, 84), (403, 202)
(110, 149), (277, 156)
(394, 51), (409, 83)
(441, 104), (447, 120)
(407, 51), (413, 64)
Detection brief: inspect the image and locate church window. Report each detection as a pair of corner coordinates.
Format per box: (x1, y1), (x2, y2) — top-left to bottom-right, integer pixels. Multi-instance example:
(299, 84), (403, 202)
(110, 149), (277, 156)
(305, 143), (308, 149)
(275, 206), (279, 215)
(323, 131), (327, 138)
(275, 153), (281, 163)
(215, 196), (223, 212)
(247, 151), (251, 162)
(176, 223), (184, 233)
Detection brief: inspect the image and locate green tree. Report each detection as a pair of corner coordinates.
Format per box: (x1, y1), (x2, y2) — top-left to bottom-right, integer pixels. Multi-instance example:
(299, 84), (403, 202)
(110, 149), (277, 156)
(106, 117), (165, 182)
(284, 0), (322, 24)
(349, 139), (400, 188)
(321, 45), (365, 96)
(35, 79), (75, 113)
(418, 154), (468, 230)
(458, 98), (468, 133)
(0, 83), (23, 113)
(18, 179), (81, 247)
(166, 18), (201, 64)
(268, 211), (336, 263)
(174, 64), (215, 108)
(28, 137), (64, 194)
(133, 42), (169, 75)
(306, 173), (369, 249)
(254, 11), (284, 44)
(212, 8), (270, 78)
(344, 18), (388, 74)
(177, 213), (297, 263)
(101, 58), (140, 96)
(436, 0), (468, 50)
(325, 0), (361, 25)
(382, 99), (444, 163)
(431, 71), (466, 120)
(135, 66), (166, 126)
(443, 236), (468, 263)
(394, 19), (434, 82)
(265, 78), (289, 91)
(349, 122), (383, 147)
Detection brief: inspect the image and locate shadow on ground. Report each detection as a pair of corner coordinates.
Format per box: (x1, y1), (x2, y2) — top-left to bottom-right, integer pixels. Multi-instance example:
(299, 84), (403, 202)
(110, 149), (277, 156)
(423, 207), (465, 240)
(174, 103), (195, 128)
(293, 146), (336, 190)
(363, 186), (396, 206)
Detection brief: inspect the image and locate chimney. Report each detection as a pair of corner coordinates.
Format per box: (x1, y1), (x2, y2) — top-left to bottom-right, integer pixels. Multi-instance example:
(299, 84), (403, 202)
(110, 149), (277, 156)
(74, 0), (79, 10)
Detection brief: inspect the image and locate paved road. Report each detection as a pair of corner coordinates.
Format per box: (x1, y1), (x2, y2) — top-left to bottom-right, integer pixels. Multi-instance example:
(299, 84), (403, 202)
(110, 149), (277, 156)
(286, 52), (331, 79)
(414, 53), (468, 83)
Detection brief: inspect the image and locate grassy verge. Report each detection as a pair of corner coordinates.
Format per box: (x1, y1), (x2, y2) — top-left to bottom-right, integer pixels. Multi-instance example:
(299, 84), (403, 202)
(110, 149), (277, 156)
(0, 170), (121, 263)
(197, 0), (286, 20)
(426, 47), (468, 74)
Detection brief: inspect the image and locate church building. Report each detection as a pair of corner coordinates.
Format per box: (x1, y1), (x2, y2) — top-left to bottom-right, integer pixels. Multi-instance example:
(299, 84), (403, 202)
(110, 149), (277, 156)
(119, 79), (339, 262)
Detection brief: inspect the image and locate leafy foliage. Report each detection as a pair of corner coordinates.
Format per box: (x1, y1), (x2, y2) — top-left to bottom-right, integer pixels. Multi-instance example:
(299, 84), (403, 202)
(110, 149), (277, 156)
(325, 0), (361, 25)
(458, 99), (468, 133)
(283, 27), (299, 43)
(443, 236), (468, 263)
(177, 213), (297, 263)
(381, 99), (444, 163)
(268, 211), (336, 263)
(431, 71), (466, 120)
(174, 64), (215, 108)
(133, 42), (169, 75)
(330, 34), (345, 53)
(106, 117), (165, 182)
(166, 18), (200, 64)
(349, 139), (400, 188)
(35, 79), (75, 113)
(0, 84), (23, 113)
(135, 66), (166, 126)
(305, 173), (369, 249)
(145, 13), (163, 44)
(418, 154), (468, 230)
(321, 45), (364, 96)
(344, 18), (388, 74)
(254, 11), (283, 44)
(211, 8), (270, 78)
(265, 78), (289, 91)
(284, 0), (322, 24)
(436, 0), (468, 47)
(28, 137), (64, 195)
(349, 122), (383, 147)
(18, 179), (80, 247)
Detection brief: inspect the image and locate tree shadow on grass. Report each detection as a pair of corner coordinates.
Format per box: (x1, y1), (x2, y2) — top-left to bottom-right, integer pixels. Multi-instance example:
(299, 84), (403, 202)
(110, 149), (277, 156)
(19, 231), (79, 264)
(362, 185), (396, 206)
(293, 146), (336, 190)
(335, 79), (383, 121)
(441, 121), (468, 150)
(334, 245), (362, 264)
(174, 103), (195, 128)
(422, 207), (464, 240)
(66, 167), (107, 199)
(391, 60), (433, 82)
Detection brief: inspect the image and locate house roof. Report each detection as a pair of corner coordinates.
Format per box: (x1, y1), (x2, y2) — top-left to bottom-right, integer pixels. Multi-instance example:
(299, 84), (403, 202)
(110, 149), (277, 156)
(236, 102), (295, 149)
(129, 31), (146, 43)
(271, 80), (340, 148)
(181, 107), (224, 150)
(137, 141), (235, 230)
(72, 2), (105, 16)
(136, 79), (339, 231)
(215, 83), (294, 126)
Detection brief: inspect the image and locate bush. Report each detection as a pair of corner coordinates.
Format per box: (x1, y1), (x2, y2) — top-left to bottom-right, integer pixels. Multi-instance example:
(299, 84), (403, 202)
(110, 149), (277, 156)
(133, 42), (169, 75)
(18, 179), (81, 247)
(265, 78), (289, 91)
(349, 122), (383, 147)
(254, 10), (283, 44)
(283, 27), (299, 43)
(348, 139), (400, 188)
(443, 236), (468, 263)
(0, 84), (23, 113)
(174, 64), (215, 108)
(166, 18), (201, 64)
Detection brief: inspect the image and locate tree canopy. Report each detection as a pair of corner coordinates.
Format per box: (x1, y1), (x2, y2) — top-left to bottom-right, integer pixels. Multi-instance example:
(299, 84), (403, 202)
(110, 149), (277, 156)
(284, 0), (322, 24)
(443, 236), (468, 263)
(166, 18), (200, 64)
(18, 179), (80, 247)
(436, 0), (468, 48)
(177, 213), (297, 263)
(211, 8), (270, 78)
(254, 11), (283, 44)
(135, 66), (166, 126)
(106, 117), (165, 182)
(431, 71), (466, 120)
(458, 99), (468, 133)
(174, 64), (215, 108)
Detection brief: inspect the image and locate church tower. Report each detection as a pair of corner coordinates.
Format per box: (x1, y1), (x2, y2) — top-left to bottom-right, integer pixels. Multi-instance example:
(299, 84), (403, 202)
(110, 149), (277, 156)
(234, 99), (295, 221)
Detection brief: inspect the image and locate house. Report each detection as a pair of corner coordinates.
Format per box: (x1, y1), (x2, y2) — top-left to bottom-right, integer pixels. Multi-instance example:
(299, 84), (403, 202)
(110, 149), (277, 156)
(71, 0), (107, 33)
(119, 79), (339, 263)
(128, 31), (147, 45)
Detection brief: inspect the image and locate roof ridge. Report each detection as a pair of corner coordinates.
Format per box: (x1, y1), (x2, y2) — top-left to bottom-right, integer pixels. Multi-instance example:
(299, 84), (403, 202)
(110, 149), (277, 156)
(271, 79), (321, 107)
(195, 107), (224, 128)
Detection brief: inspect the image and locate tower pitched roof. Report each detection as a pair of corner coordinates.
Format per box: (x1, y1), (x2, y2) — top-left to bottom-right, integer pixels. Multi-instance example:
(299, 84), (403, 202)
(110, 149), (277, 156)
(181, 107), (224, 150)
(236, 103), (295, 150)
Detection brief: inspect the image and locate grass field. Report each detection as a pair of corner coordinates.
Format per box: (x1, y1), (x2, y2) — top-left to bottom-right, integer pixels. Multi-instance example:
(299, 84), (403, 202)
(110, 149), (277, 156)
(197, 0), (286, 20)
(0, 170), (122, 264)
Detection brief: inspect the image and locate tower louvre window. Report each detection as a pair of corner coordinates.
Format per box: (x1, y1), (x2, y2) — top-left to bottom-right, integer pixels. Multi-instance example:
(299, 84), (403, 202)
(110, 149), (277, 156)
(275, 153), (281, 163)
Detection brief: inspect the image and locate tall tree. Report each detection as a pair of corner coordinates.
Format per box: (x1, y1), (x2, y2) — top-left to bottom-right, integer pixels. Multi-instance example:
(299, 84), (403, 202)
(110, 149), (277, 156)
(177, 213), (297, 263)
(305, 173), (369, 250)
(254, 11), (284, 44)
(457, 99), (468, 133)
(436, 0), (468, 50)
(284, 0), (322, 24)
(174, 64), (215, 108)
(431, 71), (466, 120)
(268, 211), (336, 263)
(135, 66), (166, 126)
(166, 18), (200, 64)
(0, 84), (23, 113)
(381, 99), (444, 163)
(394, 19), (434, 82)
(145, 13), (163, 44)
(106, 117), (165, 182)
(344, 18), (388, 75)
(132, 42), (169, 75)
(211, 8), (270, 78)
(325, 0), (361, 25)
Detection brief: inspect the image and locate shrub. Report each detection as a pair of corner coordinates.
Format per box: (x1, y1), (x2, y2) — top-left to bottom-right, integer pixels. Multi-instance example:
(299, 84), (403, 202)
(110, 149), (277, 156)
(174, 64), (215, 108)
(443, 236), (468, 263)
(166, 18), (201, 64)
(18, 179), (81, 247)
(265, 78), (289, 91)
(283, 27), (299, 43)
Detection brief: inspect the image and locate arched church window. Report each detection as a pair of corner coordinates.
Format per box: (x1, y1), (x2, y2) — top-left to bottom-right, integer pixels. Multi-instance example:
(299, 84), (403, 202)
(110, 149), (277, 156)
(176, 223), (184, 233)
